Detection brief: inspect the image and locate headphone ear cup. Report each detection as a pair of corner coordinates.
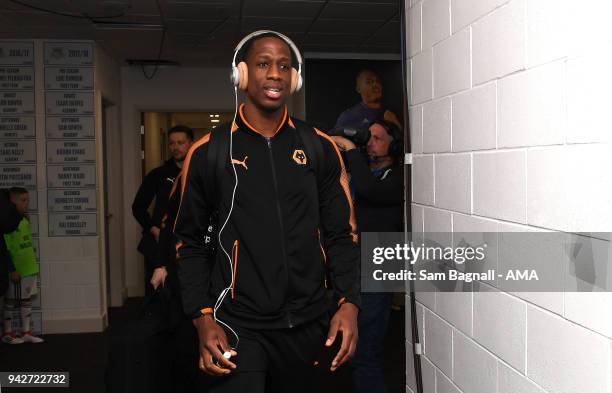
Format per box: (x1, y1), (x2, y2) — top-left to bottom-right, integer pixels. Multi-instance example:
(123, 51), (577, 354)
(290, 68), (301, 94)
(237, 61), (248, 91)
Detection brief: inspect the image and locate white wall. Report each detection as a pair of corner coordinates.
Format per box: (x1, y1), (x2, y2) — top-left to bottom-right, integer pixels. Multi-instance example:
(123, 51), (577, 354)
(406, 0), (612, 392)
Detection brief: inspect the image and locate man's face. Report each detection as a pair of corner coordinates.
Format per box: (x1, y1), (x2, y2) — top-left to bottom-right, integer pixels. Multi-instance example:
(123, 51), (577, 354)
(366, 123), (393, 160)
(10, 192), (28, 215)
(245, 36), (292, 112)
(168, 132), (192, 162)
(357, 71), (382, 104)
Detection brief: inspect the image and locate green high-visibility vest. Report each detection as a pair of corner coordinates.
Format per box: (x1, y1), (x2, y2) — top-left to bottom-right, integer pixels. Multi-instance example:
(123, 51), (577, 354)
(4, 217), (39, 277)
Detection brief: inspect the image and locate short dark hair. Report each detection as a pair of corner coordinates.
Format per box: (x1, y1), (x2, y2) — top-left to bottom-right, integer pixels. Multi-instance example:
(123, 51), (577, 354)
(168, 125), (194, 141)
(240, 33), (297, 67)
(356, 69), (380, 82)
(9, 187), (28, 197)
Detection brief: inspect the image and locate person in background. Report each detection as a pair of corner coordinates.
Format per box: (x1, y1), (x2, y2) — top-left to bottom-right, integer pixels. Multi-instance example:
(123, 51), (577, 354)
(2, 187), (44, 344)
(335, 69), (401, 131)
(132, 125), (194, 295)
(0, 188), (22, 345)
(331, 120), (404, 393)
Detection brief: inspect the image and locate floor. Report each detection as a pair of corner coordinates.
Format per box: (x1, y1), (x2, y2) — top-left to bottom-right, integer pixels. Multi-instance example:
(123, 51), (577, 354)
(0, 298), (406, 393)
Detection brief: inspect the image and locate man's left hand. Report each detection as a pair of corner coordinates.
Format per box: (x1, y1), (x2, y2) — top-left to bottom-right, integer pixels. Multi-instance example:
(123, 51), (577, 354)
(330, 136), (357, 152)
(150, 266), (167, 289)
(325, 302), (359, 371)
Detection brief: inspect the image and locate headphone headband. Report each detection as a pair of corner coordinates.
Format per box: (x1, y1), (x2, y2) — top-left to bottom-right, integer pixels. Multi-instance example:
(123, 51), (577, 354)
(232, 30), (303, 74)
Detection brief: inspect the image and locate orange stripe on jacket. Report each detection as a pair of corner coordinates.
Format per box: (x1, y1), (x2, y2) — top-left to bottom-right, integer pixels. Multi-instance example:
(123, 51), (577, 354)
(239, 104), (288, 135)
(315, 129), (358, 243)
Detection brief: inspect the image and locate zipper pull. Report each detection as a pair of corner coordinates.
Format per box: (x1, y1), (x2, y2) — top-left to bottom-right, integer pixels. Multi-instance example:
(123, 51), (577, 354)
(266, 137), (272, 148)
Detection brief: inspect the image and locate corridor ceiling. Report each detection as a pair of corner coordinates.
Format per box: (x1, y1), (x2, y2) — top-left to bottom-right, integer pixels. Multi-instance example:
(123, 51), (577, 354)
(0, 0), (401, 66)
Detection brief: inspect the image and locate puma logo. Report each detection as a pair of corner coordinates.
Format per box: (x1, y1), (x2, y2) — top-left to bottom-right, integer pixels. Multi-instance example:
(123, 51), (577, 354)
(231, 155), (248, 170)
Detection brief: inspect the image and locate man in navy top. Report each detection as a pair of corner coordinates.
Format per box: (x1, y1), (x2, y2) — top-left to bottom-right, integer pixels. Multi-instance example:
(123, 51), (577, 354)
(335, 69), (401, 130)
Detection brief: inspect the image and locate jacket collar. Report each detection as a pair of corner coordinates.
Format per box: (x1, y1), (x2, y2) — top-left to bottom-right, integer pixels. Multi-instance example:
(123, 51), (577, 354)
(234, 103), (296, 137)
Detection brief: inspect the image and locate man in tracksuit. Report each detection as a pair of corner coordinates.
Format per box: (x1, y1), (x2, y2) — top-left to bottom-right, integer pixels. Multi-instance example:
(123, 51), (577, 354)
(132, 125), (194, 294)
(174, 33), (360, 392)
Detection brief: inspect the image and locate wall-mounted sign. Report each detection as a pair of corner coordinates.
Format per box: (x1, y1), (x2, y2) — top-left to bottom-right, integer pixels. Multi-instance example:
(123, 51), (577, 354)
(0, 165), (36, 187)
(44, 42), (93, 66)
(47, 164), (96, 188)
(0, 42), (34, 65)
(29, 213), (39, 237)
(0, 67), (34, 90)
(0, 140), (36, 163)
(47, 189), (97, 212)
(45, 67), (93, 90)
(0, 91), (35, 115)
(0, 117), (35, 139)
(48, 213), (97, 236)
(45, 92), (93, 115)
(46, 140), (95, 164)
(46, 116), (94, 139)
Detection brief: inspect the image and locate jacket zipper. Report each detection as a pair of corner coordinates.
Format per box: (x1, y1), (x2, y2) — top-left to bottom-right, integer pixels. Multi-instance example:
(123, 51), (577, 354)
(265, 137), (294, 328)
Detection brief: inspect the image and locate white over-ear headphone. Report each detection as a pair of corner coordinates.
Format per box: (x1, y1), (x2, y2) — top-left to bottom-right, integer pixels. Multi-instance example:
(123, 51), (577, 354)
(230, 30), (303, 93)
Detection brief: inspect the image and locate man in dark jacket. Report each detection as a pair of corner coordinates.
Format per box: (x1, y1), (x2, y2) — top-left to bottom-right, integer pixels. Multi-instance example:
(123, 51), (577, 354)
(174, 31), (360, 392)
(0, 188), (22, 307)
(331, 120), (404, 393)
(132, 125), (194, 295)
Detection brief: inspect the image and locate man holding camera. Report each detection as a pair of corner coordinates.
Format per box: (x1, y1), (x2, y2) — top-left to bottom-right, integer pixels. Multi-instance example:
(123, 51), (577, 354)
(331, 120), (403, 393)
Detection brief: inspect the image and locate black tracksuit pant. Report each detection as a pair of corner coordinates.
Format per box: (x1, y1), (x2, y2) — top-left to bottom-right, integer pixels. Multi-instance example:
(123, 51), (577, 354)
(207, 313), (330, 393)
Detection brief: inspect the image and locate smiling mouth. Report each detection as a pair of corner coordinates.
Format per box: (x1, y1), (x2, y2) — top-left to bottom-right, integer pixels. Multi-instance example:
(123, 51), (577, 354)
(264, 87), (282, 99)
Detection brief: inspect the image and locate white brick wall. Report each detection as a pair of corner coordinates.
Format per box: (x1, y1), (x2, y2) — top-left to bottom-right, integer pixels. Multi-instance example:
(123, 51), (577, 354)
(406, 0), (612, 391)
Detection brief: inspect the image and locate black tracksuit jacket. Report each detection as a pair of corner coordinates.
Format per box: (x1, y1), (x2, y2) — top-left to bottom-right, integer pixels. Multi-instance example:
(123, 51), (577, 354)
(174, 105), (360, 330)
(133, 158), (182, 232)
(132, 158), (182, 263)
(344, 150), (404, 233)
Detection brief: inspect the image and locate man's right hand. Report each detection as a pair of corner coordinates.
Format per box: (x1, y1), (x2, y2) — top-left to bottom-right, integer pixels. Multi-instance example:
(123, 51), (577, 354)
(150, 226), (161, 242)
(9, 271), (20, 283)
(193, 314), (238, 375)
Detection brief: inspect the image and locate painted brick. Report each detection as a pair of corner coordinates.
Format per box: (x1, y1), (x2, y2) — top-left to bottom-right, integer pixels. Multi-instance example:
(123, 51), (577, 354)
(434, 153), (471, 213)
(433, 28), (471, 98)
(453, 330), (498, 393)
(527, 306), (611, 393)
(452, 82), (496, 152)
(423, 98), (451, 153)
(436, 291), (472, 336)
(412, 50), (433, 104)
(498, 61), (565, 148)
(473, 285), (526, 371)
(473, 151), (526, 223)
(413, 155), (434, 205)
(567, 56), (612, 144)
(424, 309), (453, 376)
(422, 0), (450, 48)
(498, 361), (545, 393)
(472, 0), (525, 85)
(451, 0), (510, 33)
(409, 105), (423, 154)
(409, 2), (422, 56)
(526, 0), (568, 67)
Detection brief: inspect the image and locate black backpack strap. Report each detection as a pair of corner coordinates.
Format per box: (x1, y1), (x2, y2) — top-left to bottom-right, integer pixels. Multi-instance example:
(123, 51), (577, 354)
(204, 123), (231, 207)
(293, 118), (324, 182)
